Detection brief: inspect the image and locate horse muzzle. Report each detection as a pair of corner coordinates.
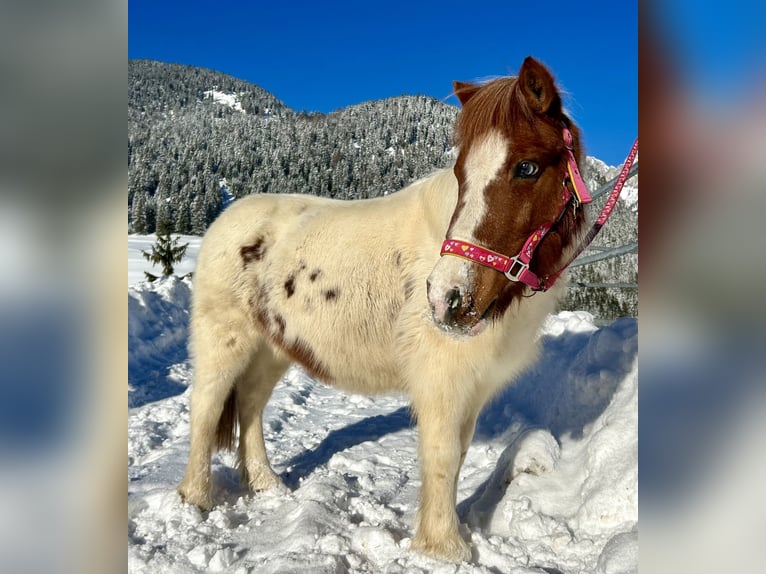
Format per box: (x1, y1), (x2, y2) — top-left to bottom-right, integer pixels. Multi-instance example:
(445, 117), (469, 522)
(426, 272), (493, 337)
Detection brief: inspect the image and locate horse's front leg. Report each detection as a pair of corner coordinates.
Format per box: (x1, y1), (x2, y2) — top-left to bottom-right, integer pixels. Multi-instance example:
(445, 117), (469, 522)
(411, 397), (473, 562)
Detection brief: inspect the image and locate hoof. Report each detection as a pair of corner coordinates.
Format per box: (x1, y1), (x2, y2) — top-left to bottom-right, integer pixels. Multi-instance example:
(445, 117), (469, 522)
(411, 531), (471, 563)
(242, 464), (285, 493)
(177, 482), (212, 511)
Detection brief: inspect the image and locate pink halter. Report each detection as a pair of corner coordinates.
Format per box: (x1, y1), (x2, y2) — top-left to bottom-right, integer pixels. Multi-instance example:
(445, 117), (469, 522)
(440, 128), (638, 292)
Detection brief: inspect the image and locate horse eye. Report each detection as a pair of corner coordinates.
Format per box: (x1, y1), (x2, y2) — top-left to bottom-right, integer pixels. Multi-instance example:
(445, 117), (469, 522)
(515, 160), (540, 179)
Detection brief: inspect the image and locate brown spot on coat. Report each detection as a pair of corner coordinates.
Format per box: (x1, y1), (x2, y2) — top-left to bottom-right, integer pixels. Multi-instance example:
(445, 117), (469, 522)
(247, 272), (332, 382)
(240, 237), (267, 266)
(283, 338), (333, 382)
(323, 289), (339, 302)
(284, 264), (308, 298)
(284, 275), (296, 298)
(309, 269), (322, 282)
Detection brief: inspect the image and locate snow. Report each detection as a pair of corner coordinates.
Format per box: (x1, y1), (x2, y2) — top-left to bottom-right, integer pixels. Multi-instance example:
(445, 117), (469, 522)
(586, 156), (638, 209)
(204, 89), (245, 113)
(128, 239), (638, 573)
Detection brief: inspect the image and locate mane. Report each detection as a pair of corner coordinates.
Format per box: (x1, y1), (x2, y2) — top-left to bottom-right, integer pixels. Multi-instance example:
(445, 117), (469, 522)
(454, 78), (525, 148)
(453, 76), (565, 149)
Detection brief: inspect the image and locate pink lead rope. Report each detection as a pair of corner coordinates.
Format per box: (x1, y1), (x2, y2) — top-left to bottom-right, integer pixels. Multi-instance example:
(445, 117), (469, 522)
(440, 133), (638, 292)
(552, 137), (639, 282)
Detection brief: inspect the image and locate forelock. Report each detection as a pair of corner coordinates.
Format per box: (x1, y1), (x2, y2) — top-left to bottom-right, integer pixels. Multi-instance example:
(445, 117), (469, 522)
(454, 77), (537, 149)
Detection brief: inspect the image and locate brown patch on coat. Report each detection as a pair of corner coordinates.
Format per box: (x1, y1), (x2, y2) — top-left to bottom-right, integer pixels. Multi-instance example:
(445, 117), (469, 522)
(284, 275), (296, 298)
(323, 289), (339, 302)
(240, 236), (267, 266)
(309, 269), (322, 282)
(248, 281), (333, 382)
(283, 338), (333, 382)
(284, 263), (308, 298)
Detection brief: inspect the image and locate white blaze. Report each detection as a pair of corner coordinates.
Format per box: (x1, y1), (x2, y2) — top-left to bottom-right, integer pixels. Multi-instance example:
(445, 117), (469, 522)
(450, 129), (508, 240)
(428, 130), (508, 328)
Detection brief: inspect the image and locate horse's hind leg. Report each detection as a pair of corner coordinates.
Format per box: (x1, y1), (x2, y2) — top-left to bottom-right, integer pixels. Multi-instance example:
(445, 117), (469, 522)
(236, 344), (289, 492)
(177, 306), (254, 510)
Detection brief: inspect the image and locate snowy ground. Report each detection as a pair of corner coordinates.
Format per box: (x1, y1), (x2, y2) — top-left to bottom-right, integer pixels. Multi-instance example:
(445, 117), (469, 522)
(128, 236), (637, 573)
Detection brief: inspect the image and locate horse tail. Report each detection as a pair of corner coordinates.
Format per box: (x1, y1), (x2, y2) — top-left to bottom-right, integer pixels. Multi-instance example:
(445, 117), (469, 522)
(215, 387), (238, 451)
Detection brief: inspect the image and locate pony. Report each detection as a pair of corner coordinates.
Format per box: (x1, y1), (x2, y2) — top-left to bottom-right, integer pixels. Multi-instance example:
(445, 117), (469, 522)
(178, 56), (588, 562)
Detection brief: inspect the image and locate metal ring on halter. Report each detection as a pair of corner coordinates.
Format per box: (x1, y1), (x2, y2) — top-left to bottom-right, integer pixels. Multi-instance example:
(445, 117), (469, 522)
(503, 257), (529, 282)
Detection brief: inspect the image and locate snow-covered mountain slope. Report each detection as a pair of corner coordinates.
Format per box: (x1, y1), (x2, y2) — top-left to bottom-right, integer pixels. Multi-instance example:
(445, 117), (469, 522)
(585, 156), (638, 210)
(203, 90), (245, 113)
(128, 271), (638, 573)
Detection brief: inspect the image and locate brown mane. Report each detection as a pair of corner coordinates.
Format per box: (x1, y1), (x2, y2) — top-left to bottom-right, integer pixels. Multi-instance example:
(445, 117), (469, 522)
(453, 76), (564, 151)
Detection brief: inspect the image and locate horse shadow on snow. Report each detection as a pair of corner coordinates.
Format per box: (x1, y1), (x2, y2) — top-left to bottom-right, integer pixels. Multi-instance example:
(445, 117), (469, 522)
(278, 317), (638, 522)
(458, 316), (638, 523)
(280, 406), (413, 489)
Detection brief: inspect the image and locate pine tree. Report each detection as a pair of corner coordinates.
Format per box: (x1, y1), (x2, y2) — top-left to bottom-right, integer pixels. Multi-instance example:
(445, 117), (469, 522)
(141, 233), (189, 282)
(131, 191), (148, 233)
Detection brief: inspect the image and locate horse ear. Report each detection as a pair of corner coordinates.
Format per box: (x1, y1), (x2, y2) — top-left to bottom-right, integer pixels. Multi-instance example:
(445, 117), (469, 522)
(453, 81), (480, 106)
(518, 56), (559, 115)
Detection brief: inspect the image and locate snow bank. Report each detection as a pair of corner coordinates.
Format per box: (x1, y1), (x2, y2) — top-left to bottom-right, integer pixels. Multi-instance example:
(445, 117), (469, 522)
(128, 277), (637, 573)
(128, 276), (192, 408)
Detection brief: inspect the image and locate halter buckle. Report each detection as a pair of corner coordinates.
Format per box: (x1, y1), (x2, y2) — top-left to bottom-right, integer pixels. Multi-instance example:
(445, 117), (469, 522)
(504, 257), (529, 282)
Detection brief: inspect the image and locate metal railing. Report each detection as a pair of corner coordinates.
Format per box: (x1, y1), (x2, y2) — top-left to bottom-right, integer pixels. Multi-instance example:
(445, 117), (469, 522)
(568, 162), (638, 288)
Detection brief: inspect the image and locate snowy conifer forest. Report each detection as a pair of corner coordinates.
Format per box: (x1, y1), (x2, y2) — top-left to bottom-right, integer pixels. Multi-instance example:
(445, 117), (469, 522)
(128, 60), (637, 320)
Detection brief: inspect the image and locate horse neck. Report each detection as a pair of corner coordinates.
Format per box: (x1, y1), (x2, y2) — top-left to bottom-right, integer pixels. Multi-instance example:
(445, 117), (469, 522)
(416, 168), (459, 234)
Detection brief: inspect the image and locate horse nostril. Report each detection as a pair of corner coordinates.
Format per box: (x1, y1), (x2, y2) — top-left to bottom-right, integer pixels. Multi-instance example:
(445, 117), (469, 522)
(446, 288), (462, 315)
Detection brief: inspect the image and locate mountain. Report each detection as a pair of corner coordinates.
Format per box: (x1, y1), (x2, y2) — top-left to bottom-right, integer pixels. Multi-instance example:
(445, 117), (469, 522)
(129, 59), (292, 120)
(128, 60), (637, 319)
(128, 60), (457, 235)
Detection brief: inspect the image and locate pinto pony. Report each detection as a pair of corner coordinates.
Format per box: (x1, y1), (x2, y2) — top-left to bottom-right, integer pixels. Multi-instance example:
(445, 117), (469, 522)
(179, 57), (588, 562)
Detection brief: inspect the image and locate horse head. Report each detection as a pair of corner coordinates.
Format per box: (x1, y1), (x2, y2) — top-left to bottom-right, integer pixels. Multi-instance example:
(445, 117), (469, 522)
(427, 57), (588, 336)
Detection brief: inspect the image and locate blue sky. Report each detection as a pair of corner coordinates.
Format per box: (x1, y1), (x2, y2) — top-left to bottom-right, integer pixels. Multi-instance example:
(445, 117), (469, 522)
(129, 0), (637, 166)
